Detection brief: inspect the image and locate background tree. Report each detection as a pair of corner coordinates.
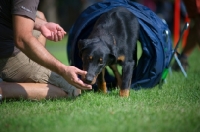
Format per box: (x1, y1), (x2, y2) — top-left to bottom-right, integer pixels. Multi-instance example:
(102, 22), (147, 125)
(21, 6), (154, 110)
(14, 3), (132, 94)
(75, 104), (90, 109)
(38, 0), (82, 31)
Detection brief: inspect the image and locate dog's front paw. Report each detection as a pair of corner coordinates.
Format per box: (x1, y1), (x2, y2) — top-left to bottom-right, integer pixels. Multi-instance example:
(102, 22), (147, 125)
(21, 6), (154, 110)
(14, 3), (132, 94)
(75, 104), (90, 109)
(119, 89), (129, 97)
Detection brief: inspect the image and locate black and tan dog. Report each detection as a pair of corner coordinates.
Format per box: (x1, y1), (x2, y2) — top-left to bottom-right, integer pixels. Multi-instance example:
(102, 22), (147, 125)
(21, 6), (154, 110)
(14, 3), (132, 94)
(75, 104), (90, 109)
(78, 7), (139, 97)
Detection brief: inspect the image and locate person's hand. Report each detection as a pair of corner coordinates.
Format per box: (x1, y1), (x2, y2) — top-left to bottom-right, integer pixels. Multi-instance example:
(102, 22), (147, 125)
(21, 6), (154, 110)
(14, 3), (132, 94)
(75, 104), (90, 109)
(62, 66), (92, 90)
(40, 22), (66, 41)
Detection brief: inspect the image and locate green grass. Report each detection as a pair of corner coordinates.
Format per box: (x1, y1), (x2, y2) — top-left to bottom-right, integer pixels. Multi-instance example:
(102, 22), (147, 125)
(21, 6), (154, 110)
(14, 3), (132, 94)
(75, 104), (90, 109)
(0, 38), (200, 132)
(45, 37), (69, 65)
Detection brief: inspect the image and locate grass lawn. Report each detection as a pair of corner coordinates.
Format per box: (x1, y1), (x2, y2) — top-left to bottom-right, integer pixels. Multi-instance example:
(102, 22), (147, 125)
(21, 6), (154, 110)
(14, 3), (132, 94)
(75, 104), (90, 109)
(0, 37), (200, 132)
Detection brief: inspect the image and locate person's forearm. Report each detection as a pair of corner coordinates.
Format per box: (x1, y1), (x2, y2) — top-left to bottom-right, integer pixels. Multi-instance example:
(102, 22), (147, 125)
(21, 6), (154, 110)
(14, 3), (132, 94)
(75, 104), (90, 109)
(19, 34), (65, 76)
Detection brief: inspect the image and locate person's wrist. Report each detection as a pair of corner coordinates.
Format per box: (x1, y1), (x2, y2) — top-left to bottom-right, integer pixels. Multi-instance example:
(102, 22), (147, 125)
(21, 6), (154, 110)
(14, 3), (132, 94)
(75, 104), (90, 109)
(55, 62), (66, 77)
(34, 17), (48, 31)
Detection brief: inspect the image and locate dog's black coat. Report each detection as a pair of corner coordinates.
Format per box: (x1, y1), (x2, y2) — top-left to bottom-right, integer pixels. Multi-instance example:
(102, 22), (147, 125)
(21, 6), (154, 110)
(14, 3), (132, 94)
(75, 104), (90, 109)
(78, 7), (139, 95)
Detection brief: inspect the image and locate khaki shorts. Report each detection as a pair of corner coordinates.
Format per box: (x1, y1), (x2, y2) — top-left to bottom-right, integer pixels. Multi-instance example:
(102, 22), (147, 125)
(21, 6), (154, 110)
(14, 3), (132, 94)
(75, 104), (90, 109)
(0, 52), (78, 97)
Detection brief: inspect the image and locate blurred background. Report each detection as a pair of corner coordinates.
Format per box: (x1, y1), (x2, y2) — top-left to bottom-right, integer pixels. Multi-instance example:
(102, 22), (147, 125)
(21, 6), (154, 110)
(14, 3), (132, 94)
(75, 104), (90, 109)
(38, 0), (188, 33)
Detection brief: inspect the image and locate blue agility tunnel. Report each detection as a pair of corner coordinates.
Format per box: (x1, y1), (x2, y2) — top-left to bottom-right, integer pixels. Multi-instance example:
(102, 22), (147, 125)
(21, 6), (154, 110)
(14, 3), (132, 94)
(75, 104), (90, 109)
(67, 0), (173, 89)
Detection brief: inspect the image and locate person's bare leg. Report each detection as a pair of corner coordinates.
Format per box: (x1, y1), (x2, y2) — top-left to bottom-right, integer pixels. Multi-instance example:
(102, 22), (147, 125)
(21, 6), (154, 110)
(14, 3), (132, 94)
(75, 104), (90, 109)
(0, 82), (68, 100)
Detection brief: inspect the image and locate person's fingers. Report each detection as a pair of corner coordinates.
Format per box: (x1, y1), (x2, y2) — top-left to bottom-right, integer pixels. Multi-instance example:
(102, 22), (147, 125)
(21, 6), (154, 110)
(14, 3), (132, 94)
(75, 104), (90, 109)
(50, 32), (54, 41)
(72, 78), (92, 90)
(76, 68), (87, 76)
(49, 31), (59, 42)
(57, 32), (61, 41)
(68, 71), (92, 90)
(62, 31), (66, 38)
(57, 31), (63, 41)
(54, 32), (58, 42)
(56, 25), (66, 34)
(78, 78), (92, 88)
(63, 66), (91, 90)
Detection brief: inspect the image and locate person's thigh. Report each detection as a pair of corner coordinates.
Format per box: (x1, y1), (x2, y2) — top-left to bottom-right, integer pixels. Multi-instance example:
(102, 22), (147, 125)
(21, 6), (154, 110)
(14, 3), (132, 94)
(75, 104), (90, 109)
(0, 51), (51, 83)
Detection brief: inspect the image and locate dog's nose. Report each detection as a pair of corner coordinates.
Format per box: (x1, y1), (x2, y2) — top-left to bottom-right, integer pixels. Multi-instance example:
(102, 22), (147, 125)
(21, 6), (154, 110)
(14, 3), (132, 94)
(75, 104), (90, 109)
(85, 74), (94, 84)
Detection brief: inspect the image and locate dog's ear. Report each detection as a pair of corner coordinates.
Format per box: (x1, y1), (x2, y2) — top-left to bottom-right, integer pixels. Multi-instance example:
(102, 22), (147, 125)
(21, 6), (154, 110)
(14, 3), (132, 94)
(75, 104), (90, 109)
(78, 38), (101, 50)
(78, 39), (89, 50)
(78, 39), (86, 57)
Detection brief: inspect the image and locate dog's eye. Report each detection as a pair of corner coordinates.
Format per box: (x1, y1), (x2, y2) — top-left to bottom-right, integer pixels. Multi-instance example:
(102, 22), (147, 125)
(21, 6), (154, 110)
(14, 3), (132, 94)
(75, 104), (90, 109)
(88, 56), (93, 61)
(99, 58), (103, 64)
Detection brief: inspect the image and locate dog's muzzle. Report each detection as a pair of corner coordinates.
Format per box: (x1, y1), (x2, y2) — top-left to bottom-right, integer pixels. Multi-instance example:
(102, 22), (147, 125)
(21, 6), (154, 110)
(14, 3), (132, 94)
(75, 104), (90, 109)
(85, 73), (97, 85)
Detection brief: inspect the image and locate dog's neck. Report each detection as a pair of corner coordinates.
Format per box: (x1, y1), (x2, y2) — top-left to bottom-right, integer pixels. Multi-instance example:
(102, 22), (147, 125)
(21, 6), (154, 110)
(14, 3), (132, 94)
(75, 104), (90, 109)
(100, 33), (117, 51)
(108, 32), (116, 45)
(89, 26), (116, 45)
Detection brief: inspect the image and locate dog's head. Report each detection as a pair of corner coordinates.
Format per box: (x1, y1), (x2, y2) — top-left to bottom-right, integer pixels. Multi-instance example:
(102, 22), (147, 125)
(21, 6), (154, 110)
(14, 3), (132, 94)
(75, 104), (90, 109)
(78, 37), (116, 84)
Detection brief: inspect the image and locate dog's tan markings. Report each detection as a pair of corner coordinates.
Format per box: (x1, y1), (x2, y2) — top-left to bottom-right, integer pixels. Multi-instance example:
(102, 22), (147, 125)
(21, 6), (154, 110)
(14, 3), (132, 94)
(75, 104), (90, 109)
(91, 76), (97, 85)
(117, 55), (125, 62)
(98, 82), (107, 93)
(110, 65), (122, 87)
(90, 72), (101, 85)
(89, 56), (93, 60)
(109, 32), (116, 45)
(119, 89), (129, 97)
(99, 58), (103, 64)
